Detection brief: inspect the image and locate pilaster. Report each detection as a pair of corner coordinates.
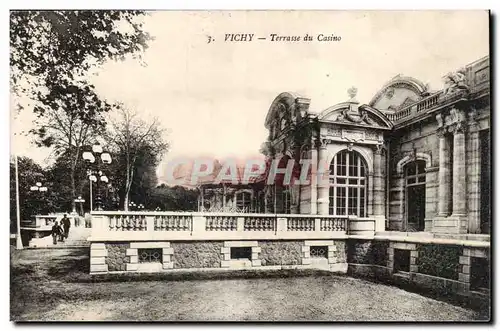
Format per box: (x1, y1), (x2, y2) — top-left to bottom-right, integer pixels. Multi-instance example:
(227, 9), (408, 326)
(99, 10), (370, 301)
(317, 138), (329, 215)
(437, 129), (451, 216)
(467, 112), (481, 234)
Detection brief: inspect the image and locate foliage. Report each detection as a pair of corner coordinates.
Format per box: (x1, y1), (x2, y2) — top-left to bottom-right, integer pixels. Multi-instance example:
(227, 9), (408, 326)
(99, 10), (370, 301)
(148, 185), (198, 211)
(10, 10), (152, 211)
(104, 106), (169, 210)
(10, 10), (150, 89)
(10, 157), (50, 230)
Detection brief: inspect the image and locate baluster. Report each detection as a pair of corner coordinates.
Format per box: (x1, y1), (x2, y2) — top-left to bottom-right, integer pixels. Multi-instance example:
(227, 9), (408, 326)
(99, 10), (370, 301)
(109, 216), (114, 231)
(116, 215), (122, 231)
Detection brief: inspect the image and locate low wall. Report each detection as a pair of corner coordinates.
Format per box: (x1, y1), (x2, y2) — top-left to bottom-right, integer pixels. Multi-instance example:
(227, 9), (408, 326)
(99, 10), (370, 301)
(87, 211), (489, 300)
(346, 238), (490, 300)
(90, 239), (349, 273)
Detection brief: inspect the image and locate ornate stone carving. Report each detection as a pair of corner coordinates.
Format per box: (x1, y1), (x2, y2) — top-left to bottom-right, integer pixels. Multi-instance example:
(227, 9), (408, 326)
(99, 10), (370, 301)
(385, 87), (395, 99)
(436, 113), (444, 128)
(467, 108), (480, 132)
(341, 129), (365, 142)
(374, 144), (384, 155)
(442, 68), (469, 96)
(347, 143), (354, 151)
(318, 136), (330, 149)
(326, 127), (342, 137)
(436, 128), (447, 138)
(365, 130), (378, 140)
(448, 122), (466, 135)
(347, 86), (358, 102)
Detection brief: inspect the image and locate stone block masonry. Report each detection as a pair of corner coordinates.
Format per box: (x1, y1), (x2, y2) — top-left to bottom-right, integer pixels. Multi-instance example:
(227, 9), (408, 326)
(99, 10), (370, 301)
(105, 243), (130, 272)
(171, 241), (223, 269)
(259, 241), (302, 266)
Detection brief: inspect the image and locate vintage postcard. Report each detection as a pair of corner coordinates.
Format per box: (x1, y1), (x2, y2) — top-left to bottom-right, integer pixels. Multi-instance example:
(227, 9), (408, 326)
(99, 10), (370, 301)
(10, 10), (490, 322)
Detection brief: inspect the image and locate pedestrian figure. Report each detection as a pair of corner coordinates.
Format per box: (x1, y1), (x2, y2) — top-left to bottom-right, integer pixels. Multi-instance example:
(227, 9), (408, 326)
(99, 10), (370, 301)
(51, 221), (63, 245)
(61, 214), (71, 239)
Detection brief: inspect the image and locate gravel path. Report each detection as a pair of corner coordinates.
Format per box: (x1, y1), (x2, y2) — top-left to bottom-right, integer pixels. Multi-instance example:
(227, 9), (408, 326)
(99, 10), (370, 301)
(10, 248), (487, 321)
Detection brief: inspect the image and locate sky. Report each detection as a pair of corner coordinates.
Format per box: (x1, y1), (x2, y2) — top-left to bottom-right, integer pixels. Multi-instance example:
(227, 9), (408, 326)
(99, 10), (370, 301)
(11, 10), (489, 178)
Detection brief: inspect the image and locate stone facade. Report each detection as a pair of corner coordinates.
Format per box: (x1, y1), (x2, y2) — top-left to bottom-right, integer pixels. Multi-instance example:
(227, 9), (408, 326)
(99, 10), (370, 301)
(171, 241), (223, 269)
(417, 244), (461, 280)
(196, 55), (490, 236)
(259, 240), (302, 266)
(348, 240), (388, 266)
(105, 243), (130, 272)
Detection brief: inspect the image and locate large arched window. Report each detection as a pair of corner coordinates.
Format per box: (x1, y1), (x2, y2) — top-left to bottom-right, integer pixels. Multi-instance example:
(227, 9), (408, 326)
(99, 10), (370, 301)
(329, 150), (367, 217)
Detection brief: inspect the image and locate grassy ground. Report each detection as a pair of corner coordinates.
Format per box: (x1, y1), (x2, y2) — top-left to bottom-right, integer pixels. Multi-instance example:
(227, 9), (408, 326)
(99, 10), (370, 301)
(10, 247), (489, 322)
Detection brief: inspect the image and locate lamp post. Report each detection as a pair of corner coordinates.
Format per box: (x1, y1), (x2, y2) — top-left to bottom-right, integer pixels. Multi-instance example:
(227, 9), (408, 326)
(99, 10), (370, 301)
(30, 181), (48, 215)
(128, 201), (137, 211)
(14, 155), (23, 249)
(138, 203), (145, 211)
(83, 144), (112, 211)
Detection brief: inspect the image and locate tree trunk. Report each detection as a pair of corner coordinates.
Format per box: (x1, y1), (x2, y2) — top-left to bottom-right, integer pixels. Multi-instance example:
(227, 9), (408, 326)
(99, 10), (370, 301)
(70, 155), (77, 213)
(124, 166), (134, 211)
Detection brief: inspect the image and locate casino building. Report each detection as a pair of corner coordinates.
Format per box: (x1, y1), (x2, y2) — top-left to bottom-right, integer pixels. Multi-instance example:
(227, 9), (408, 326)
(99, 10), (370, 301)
(198, 55), (490, 236)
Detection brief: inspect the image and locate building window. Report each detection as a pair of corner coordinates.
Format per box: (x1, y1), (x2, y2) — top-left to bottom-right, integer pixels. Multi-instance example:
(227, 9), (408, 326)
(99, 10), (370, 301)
(394, 249), (410, 273)
(405, 160), (426, 231)
(138, 248), (163, 263)
(235, 191), (252, 213)
(230, 247), (252, 260)
(310, 246), (328, 258)
(329, 150), (367, 217)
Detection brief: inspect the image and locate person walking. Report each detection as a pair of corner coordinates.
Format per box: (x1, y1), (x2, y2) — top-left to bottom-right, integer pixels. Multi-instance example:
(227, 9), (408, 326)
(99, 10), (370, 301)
(61, 214), (71, 239)
(51, 221), (63, 245)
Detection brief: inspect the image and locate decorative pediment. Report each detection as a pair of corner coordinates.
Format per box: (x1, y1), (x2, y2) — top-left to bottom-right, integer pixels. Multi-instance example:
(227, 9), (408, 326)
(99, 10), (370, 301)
(318, 103), (393, 130)
(264, 92), (311, 143)
(369, 75), (429, 111)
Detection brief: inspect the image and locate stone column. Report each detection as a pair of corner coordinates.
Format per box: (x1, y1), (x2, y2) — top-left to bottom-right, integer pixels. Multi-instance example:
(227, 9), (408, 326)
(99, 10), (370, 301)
(437, 130), (451, 216)
(316, 139), (329, 215)
(373, 144), (386, 232)
(467, 117), (481, 233)
(451, 124), (467, 217)
(373, 145), (384, 216)
(310, 147), (318, 214)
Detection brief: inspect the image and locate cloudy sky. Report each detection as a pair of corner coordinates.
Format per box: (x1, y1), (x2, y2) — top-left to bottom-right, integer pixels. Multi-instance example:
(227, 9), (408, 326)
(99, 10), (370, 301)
(11, 10), (489, 175)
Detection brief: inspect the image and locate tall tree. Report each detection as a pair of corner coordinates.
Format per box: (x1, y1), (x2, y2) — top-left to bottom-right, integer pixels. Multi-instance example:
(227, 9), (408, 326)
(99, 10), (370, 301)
(10, 10), (151, 211)
(105, 106), (169, 210)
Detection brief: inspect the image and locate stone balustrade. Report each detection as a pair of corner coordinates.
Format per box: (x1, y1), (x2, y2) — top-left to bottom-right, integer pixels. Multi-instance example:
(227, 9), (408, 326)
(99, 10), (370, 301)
(88, 211), (372, 242)
(386, 91), (443, 123)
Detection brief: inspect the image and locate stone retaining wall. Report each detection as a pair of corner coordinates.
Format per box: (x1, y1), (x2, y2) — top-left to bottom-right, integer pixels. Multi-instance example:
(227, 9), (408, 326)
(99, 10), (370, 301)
(171, 242), (223, 269)
(90, 238), (489, 299)
(259, 241), (302, 266)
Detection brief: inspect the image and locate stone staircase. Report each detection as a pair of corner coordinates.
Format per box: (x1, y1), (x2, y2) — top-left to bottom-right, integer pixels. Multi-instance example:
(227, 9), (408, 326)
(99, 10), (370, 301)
(28, 226), (92, 248)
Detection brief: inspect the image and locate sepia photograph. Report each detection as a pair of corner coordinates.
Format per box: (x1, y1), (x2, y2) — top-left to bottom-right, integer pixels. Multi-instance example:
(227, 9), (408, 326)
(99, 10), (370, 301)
(9, 9), (491, 322)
